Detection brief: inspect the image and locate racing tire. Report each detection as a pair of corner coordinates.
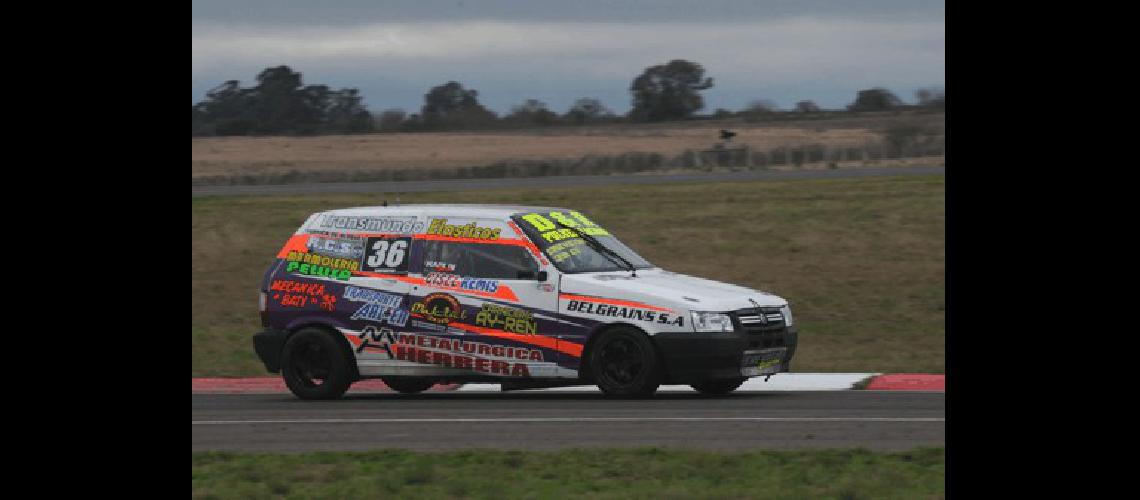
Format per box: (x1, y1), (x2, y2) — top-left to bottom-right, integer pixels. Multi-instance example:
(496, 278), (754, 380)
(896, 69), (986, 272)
(589, 326), (663, 398)
(691, 377), (747, 396)
(281, 328), (354, 400)
(382, 377), (436, 394)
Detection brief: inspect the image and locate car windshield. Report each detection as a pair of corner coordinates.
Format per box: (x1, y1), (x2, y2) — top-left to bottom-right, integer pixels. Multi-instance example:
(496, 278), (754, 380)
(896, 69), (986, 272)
(510, 210), (654, 274)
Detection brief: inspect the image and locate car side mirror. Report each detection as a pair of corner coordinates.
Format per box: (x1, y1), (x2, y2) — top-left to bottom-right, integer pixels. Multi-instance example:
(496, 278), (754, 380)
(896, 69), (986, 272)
(516, 270), (548, 281)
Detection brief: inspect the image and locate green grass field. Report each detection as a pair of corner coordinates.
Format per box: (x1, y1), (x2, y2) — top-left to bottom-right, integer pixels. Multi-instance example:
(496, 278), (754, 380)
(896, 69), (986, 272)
(192, 447), (945, 499)
(192, 174), (944, 376)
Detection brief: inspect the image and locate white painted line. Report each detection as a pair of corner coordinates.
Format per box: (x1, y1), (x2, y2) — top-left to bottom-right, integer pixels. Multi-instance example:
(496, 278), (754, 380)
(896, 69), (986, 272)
(193, 416), (943, 425)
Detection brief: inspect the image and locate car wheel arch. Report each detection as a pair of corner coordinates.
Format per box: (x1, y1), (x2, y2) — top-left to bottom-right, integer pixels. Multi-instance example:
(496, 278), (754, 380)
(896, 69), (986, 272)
(284, 322), (361, 381)
(578, 322), (666, 383)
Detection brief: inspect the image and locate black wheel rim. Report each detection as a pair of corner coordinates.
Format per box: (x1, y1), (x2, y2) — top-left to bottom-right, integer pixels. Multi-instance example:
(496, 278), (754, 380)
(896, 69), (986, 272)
(288, 340), (331, 388)
(596, 335), (645, 388)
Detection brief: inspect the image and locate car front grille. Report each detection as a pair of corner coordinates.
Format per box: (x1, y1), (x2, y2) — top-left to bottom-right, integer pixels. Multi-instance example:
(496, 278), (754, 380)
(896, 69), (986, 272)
(733, 307), (788, 349)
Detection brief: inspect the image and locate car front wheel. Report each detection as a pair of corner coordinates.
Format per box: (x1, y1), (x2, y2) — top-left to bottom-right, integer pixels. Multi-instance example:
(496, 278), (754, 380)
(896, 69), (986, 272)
(589, 326), (663, 398)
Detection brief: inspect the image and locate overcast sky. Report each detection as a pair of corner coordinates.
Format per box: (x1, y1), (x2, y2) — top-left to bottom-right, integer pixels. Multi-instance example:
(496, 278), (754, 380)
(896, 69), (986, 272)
(192, 0), (944, 115)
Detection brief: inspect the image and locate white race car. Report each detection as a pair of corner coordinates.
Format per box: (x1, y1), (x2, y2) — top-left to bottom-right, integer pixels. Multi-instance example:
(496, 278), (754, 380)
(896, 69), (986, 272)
(253, 204), (797, 399)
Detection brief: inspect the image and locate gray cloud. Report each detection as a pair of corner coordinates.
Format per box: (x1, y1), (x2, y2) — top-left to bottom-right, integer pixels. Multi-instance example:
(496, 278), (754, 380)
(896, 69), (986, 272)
(192, 1), (943, 114)
(192, 0), (943, 25)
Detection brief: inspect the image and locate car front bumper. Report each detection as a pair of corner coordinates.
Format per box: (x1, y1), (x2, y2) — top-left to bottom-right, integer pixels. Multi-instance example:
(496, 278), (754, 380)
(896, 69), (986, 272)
(652, 327), (798, 384)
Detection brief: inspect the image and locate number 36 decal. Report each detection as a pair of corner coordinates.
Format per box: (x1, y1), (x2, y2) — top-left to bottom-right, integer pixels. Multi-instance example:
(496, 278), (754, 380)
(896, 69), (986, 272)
(360, 237), (411, 273)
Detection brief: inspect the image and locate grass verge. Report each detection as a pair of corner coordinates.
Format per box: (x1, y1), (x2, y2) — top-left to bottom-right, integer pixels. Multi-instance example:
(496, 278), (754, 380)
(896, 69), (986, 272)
(192, 447), (945, 499)
(192, 174), (944, 376)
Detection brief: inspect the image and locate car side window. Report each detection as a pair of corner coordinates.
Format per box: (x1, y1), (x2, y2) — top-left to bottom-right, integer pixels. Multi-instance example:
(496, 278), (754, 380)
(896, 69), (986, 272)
(421, 241), (539, 279)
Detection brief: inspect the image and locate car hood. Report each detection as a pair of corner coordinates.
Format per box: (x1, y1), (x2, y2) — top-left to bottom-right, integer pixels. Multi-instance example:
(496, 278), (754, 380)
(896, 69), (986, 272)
(558, 268), (786, 312)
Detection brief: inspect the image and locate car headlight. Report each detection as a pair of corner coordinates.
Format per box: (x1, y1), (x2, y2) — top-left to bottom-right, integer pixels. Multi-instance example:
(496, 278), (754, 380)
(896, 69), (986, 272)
(691, 311), (734, 333)
(780, 304), (794, 327)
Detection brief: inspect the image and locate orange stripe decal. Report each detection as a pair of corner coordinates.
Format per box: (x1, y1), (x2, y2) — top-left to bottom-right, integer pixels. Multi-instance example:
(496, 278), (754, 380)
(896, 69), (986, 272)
(354, 272), (425, 284)
(559, 293), (675, 313)
(418, 281), (520, 302)
(455, 323), (583, 357)
(276, 234), (311, 259)
(485, 285), (520, 302)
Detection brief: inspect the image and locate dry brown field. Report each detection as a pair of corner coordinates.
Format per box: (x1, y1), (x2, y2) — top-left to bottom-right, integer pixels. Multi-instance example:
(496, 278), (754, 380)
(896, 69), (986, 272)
(192, 112), (944, 181)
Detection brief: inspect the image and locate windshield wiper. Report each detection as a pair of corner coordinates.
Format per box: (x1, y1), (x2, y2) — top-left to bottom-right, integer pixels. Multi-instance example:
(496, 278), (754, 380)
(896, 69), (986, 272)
(555, 222), (637, 277)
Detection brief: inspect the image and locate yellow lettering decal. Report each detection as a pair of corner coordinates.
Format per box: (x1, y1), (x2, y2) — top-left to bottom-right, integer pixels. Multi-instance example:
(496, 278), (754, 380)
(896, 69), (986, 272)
(570, 211), (596, 227)
(522, 213), (556, 232)
(550, 211), (579, 227)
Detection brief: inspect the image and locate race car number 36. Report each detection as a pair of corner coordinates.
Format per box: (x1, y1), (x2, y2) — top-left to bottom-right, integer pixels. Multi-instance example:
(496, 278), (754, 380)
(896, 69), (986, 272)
(361, 237), (411, 273)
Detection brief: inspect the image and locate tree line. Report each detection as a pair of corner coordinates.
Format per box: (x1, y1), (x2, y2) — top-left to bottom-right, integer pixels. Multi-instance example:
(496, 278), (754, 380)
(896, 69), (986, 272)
(192, 60), (945, 136)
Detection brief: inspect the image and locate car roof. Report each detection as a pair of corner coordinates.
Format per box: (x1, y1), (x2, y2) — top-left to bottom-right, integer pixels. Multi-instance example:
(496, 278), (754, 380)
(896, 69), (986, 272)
(319, 204), (572, 219)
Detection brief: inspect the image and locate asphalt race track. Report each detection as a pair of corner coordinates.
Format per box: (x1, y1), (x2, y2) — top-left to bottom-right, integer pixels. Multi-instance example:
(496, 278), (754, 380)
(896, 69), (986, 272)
(192, 391), (944, 452)
(191, 165), (945, 197)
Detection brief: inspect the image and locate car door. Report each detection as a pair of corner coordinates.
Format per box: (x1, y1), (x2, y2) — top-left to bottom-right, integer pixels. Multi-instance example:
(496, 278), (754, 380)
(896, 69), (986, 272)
(412, 216), (566, 378)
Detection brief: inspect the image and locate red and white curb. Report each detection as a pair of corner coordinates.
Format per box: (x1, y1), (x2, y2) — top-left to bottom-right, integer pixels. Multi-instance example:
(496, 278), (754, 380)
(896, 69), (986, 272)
(193, 373), (943, 394)
(459, 373), (880, 392)
(861, 374), (944, 391)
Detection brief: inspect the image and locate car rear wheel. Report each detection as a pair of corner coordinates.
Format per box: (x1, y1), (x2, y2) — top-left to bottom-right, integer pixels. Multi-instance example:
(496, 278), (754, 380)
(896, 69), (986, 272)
(589, 326), (662, 398)
(382, 377), (436, 394)
(691, 377), (747, 396)
(281, 328), (354, 400)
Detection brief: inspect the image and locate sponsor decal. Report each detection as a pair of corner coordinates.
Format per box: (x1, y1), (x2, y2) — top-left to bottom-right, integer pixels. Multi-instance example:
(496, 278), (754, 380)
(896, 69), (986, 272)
(356, 325), (399, 355)
(519, 210), (610, 243)
(393, 333), (543, 377)
(305, 234), (364, 260)
(424, 273), (500, 293)
(426, 260), (456, 272)
(285, 251), (357, 280)
(742, 350), (786, 376)
(410, 293), (467, 325)
(545, 238), (587, 264)
(344, 286), (409, 326)
(317, 215), (425, 234)
(566, 300), (685, 326)
(360, 236), (411, 274)
(350, 303), (410, 326)
(427, 218), (501, 240)
(269, 279), (337, 311)
(475, 303), (538, 335)
(756, 358), (781, 370)
(343, 286), (402, 308)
